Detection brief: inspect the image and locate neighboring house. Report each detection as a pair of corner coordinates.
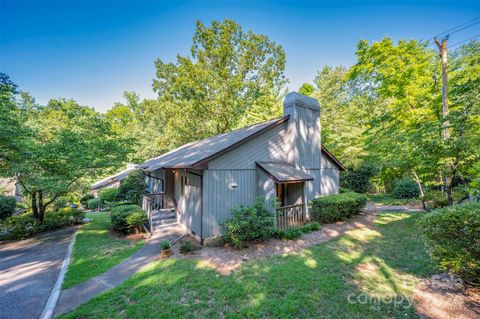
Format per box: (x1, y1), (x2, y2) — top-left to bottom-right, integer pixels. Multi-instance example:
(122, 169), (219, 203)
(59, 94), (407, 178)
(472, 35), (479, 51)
(140, 92), (345, 243)
(0, 177), (23, 201)
(91, 164), (138, 196)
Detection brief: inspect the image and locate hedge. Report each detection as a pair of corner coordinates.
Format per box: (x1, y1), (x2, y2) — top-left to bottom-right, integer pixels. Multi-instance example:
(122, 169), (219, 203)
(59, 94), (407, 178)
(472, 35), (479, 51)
(309, 192), (367, 224)
(110, 204), (147, 234)
(419, 202), (480, 285)
(87, 197), (102, 210)
(220, 199), (274, 248)
(0, 195), (16, 220)
(391, 178), (419, 199)
(0, 208), (85, 241)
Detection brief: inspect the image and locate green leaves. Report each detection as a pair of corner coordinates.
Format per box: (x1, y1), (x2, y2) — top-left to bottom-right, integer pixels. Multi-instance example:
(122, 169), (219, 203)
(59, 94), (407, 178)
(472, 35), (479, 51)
(152, 19), (287, 148)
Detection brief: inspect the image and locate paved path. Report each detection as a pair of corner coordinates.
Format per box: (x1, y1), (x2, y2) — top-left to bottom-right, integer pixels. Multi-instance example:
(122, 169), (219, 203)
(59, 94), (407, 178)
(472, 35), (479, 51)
(0, 228), (75, 319)
(54, 226), (185, 317)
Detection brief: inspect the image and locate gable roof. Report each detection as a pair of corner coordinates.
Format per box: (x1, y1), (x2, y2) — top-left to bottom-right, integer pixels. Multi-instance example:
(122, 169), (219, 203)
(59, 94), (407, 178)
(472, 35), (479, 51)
(256, 162), (314, 183)
(92, 165), (138, 190)
(140, 115), (346, 172)
(140, 116), (290, 172)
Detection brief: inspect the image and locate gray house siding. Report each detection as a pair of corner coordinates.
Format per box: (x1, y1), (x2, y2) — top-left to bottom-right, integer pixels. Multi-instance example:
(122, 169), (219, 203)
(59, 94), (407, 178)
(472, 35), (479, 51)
(202, 169), (257, 238)
(208, 123), (287, 170)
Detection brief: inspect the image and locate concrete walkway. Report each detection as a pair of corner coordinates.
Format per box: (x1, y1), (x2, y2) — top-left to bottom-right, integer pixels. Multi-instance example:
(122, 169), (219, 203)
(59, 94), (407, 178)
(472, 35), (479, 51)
(54, 226), (185, 317)
(0, 227), (75, 319)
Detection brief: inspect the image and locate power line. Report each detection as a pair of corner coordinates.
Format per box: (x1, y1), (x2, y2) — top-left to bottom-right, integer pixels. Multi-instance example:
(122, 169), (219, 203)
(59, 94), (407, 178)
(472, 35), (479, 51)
(444, 20), (480, 37)
(435, 16), (480, 38)
(449, 34), (480, 48)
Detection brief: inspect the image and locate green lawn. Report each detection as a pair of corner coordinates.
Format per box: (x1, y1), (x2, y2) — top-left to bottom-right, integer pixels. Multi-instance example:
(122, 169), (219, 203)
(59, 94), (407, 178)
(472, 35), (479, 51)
(62, 211), (145, 289)
(367, 194), (420, 206)
(61, 212), (436, 318)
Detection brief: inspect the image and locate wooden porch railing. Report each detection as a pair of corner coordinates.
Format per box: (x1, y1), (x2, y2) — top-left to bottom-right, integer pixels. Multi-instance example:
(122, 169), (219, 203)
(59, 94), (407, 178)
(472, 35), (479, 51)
(275, 203), (306, 231)
(142, 193), (175, 221)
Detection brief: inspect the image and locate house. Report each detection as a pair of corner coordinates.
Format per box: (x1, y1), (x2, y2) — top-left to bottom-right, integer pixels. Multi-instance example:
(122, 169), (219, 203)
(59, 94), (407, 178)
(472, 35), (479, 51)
(0, 177), (23, 201)
(91, 164), (138, 196)
(139, 92), (345, 243)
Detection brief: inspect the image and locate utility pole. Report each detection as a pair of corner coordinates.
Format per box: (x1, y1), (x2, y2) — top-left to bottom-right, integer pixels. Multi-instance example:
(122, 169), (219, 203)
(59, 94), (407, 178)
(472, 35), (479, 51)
(434, 36), (450, 140)
(434, 35), (452, 204)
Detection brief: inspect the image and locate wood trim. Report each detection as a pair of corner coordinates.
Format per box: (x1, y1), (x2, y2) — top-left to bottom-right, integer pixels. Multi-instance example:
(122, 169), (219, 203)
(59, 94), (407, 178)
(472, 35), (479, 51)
(256, 162), (314, 183)
(321, 146), (346, 171)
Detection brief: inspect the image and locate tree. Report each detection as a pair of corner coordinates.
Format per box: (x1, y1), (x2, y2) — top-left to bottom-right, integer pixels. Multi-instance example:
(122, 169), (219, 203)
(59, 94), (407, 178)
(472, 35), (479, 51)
(106, 92), (166, 162)
(116, 170), (147, 205)
(0, 73), (31, 173)
(153, 19), (287, 148)
(311, 66), (371, 168)
(12, 98), (130, 223)
(299, 83), (314, 96)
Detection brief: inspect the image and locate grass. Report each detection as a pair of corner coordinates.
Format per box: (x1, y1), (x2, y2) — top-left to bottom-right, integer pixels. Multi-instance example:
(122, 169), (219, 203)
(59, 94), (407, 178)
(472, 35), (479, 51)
(61, 211), (436, 318)
(62, 211), (144, 289)
(367, 193), (420, 206)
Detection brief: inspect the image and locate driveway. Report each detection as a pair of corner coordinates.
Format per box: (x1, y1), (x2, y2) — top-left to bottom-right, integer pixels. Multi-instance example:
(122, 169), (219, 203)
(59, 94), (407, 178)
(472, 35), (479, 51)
(0, 228), (75, 319)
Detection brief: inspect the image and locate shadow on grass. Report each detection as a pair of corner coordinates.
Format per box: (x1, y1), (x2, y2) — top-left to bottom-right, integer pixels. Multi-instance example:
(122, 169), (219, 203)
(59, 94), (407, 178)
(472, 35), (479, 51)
(61, 212), (437, 319)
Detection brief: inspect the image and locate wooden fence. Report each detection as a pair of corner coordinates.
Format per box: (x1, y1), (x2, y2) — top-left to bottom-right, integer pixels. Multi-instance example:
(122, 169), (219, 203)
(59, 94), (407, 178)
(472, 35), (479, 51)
(275, 203), (306, 230)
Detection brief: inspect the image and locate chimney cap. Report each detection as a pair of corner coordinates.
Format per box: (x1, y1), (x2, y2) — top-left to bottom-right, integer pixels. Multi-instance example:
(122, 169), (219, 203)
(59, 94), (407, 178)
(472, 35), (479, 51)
(283, 92), (320, 112)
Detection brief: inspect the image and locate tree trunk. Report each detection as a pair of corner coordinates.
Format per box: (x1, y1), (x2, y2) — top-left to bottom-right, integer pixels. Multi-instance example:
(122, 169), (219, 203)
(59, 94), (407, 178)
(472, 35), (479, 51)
(412, 171), (426, 211)
(31, 191), (39, 220)
(38, 190), (45, 224)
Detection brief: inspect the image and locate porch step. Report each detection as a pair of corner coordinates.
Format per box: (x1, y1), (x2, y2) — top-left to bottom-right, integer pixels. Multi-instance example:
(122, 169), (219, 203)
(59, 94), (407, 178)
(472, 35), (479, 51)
(150, 208), (177, 232)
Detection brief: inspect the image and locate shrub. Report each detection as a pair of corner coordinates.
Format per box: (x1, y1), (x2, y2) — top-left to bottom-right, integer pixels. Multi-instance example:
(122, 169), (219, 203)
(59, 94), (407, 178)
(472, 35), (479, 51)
(160, 240), (170, 250)
(116, 170), (147, 205)
(80, 194), (94, 207)
(0, 208), (85, 240)
(126, 211), (147, 233)
(99, 188), (118, 204)
(419, 203), (480, 285)
(425, 190), (448, 208)
(391, 178), (419, 199)
(87, 197), (102, 210)
(111, 204), (144, 234)
(340, 164), (376, 194)
(221, 199), (274, 249)
(0, 195), (16, 220)
(310, 192), (367, 224)
(179, 239), (200, 254)
(273, 222), (321, 240)
(53, 197), (68, 210)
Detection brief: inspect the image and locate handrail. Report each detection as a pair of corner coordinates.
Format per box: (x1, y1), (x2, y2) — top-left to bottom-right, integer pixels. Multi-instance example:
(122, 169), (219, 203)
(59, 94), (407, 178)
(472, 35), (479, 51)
(142, 193), (176, 232)
(275, 203), (306, 231)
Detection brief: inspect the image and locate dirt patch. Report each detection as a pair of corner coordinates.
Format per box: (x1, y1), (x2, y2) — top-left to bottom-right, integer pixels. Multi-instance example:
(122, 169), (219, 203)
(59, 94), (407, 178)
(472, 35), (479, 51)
(414, 273), (480, 319)
(171, 211), (378, 275)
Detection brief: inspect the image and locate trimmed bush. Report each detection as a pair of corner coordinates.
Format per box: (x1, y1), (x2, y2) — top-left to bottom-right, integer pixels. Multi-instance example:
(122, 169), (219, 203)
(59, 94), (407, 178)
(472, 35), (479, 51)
(221, 199), (274, 249)
(273, 222), (321, 240)
(419, 202), (480, 285)
(99, 188), (118, 204)
(0, 195), (16, 220)
(0, 208), (85, 240)
(310, 192), (367, 224)
(80, 194), (94, 207)
(179, 239), (200, 254)
(126, 211), (147, 234)
(87, 197), (102, 210)
(391, 178), (419, 199)
(111, 204), (144, 234)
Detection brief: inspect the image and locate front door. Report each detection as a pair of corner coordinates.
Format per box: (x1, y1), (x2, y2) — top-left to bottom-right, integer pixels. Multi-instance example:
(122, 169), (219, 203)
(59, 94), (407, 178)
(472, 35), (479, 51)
(184, 173), (202, 236)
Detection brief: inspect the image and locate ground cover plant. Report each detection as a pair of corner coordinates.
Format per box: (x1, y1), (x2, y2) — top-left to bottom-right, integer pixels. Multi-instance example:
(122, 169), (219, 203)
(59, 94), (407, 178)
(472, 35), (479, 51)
(61, 211), (436, 318)
(63, 211), (144, 289)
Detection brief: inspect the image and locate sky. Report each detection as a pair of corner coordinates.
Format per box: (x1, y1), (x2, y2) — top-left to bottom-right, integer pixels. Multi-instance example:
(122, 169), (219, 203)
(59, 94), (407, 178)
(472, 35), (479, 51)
(1, 0), (479, 112)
